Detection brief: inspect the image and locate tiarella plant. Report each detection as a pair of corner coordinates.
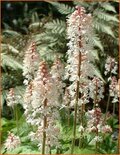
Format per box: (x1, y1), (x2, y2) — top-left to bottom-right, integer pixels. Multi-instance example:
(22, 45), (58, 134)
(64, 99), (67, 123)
(23, 58), (64, 154)
(6, 88), (20, 135)
(6, 88), (18, 108)
(65, 6), (100, 153)
(3, 4), (119, 155)
(4, 132), (21, 151)
(23, 41), (40, 85)
(104, 56), (118, 118)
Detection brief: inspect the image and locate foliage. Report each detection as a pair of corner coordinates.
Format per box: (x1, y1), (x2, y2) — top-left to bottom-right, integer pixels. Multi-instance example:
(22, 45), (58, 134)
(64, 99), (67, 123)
(1, 1), (119, 154)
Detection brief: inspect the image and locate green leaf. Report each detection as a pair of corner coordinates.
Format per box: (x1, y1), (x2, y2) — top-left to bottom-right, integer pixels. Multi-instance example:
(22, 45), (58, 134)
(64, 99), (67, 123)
(73, 1), (90, 8)
(48, 1), (74, 15)
(91, 36), (103, 51)
(7, 146), (23, 154)
(3, 30), (21, 37)
(101, 2), (116, 13)
(64, 146), (99, 154)
(2, 44), (19, 54)
(93, 21), (115, 37)
(97, 11), (118, 22)
(1, 53), (23, 70)
(44, 19), (66, 34)
(1, 118), (8, 127)
(91, 50), (99, 60)
(28, 22), (43, 31)
(91, 64), (105, 82)
(101, 25), (115, 37)
(31, 12), (39, 23)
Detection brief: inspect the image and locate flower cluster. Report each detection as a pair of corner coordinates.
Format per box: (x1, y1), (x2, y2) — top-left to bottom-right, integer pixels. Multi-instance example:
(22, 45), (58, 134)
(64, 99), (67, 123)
(6, 88), (20, 108)
(86, 108), (112, 134)
(23, 58), (64, 152)
(4, 132), (21, 151)
(63, 87), (71, 107)
(29, 120), (60, 153)
(23, 41), (39, 85)
(89, 77), (104, 105)
(65, 6), (96, 109)
(104, 56), (118, 75)
(109, 76), (118, 103)
(116, 79), (120, 97)
(50, 58), (65, 95)
(104, 56), (118, 103)
(90, 136), (102, 145)
(65, 6), (94, 80)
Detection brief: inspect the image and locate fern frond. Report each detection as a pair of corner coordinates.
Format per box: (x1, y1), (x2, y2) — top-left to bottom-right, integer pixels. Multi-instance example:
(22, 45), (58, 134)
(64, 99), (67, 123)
(91, 50), (99, 61)
(44, 19), (66, 34)
(2, 44), (19, 54)
(28, 22), (43, 31)
(100, 2), (116, 13)
(90, 36), (103, 51)
(37, 45), (63, 61)
(2, 30), (21, 38)
(94, 10), (118, 22)
(31, 12), (39, 23)
(1, 53), (23, 70)
(48, 1), (74, 15)
(91, 64), (105, 83)
(93, 20), (115, 38)
(73, 1), (89, 8)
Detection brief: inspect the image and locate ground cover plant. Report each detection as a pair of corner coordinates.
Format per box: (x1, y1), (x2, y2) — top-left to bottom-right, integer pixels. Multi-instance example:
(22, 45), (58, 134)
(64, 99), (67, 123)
(1, 1), (119, 154)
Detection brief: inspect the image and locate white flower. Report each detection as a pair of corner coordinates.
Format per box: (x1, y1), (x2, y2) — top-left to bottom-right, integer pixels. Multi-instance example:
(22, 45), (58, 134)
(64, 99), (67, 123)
(6, 88), (18, 108)
(63, 87), (71, 107)
(23, 61), (62, 152)
(4, 132), (21, 151)
(104, 56), (118, 76)
(23, 41), (40, 84)
(65, 6), (98, 110)
(109, 76), (118, 96)
(101, 125), (112, 134)
(109, 76), (118, 103)
(90, 136), (102, 145)
(89, 77), (104, 104)
(50, 58), (65, 95)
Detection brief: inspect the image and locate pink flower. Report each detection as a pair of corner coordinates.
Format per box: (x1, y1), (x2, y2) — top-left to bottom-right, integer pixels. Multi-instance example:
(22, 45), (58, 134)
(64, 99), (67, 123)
(23, 41), (40, 85)
(6, 88), (18, 108)
(101, 125), (112, 134)
(104, 56), (118, 75)
(23, 61), (62, 151)
(65, 6), (96, 109)
(4, 132), (21, 151)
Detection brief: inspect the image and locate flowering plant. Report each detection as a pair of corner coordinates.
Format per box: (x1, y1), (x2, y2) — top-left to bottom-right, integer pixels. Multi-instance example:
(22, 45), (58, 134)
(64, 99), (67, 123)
(2, 4), (119, 155)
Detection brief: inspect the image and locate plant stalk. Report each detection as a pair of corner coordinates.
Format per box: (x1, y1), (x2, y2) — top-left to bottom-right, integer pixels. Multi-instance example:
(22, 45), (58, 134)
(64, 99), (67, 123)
(104, 93), (110, 123)
(71, 52), (81, 154)
(68, 101), (70, 127)
(14, 105), (19, 135)
(94, 78), (99, 151)
(113, 102), (116, 115)
(42, 98), (47, 154)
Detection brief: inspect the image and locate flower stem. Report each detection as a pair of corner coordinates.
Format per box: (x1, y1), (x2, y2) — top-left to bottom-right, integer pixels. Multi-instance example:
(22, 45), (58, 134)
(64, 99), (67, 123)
(71, 52), (81, 154)
(42, 98), (47, 154)
(94, 78), (99, 151)
(68, 101), (70, 127)
(79, 131), (83, 148)
(14, 105), (19, 135)
(113, 102), (116, 115)
(104, 93), (110, 123)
